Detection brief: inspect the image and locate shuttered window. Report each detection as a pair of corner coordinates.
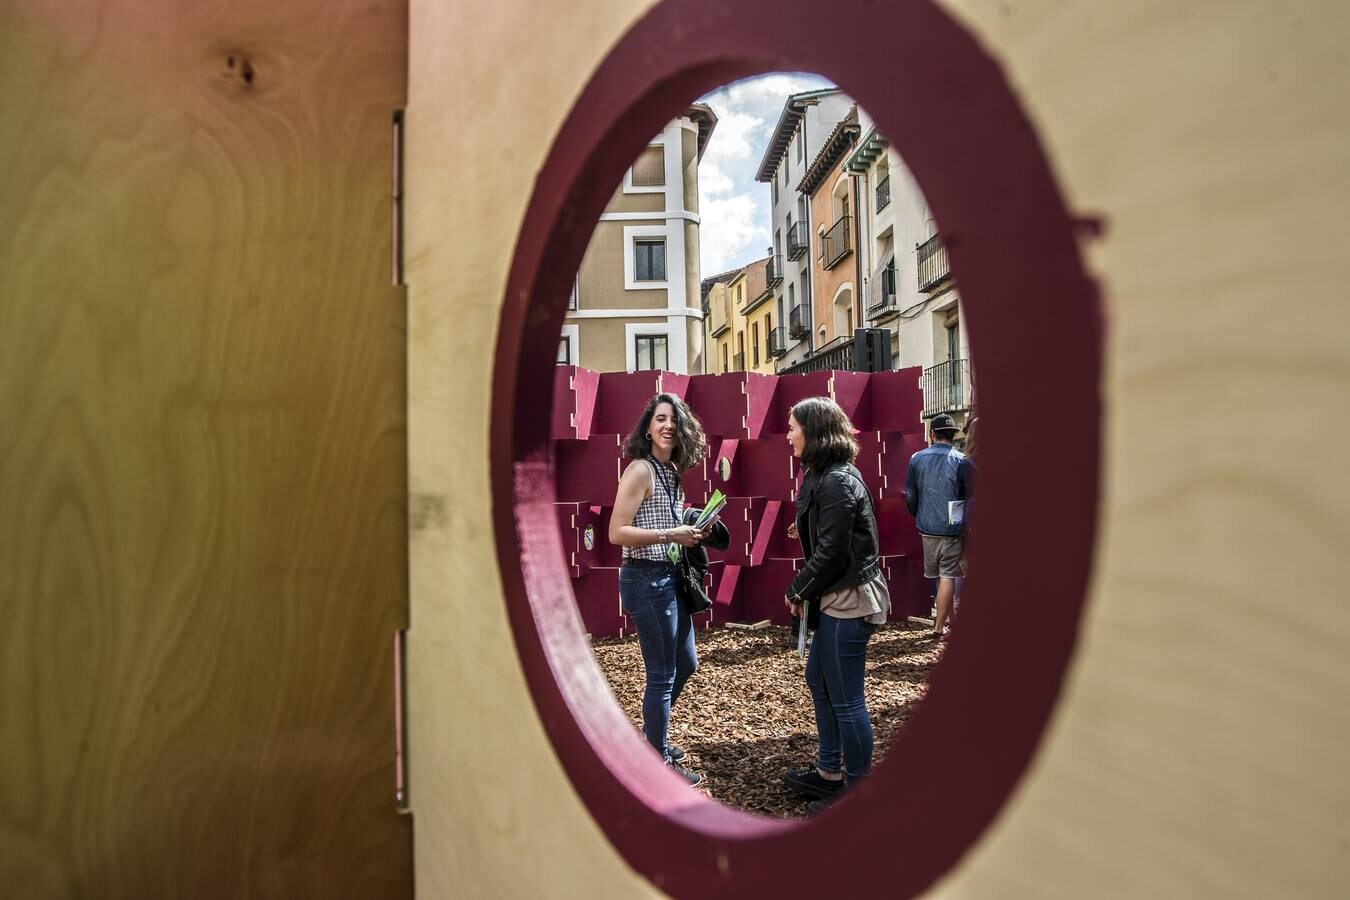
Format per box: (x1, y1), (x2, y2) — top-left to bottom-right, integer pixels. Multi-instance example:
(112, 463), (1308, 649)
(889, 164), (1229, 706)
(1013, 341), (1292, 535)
(631, 145), (665, 187)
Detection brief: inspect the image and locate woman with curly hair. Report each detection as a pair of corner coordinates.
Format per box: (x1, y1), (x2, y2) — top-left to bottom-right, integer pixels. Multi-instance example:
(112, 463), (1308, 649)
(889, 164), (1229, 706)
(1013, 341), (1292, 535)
(780, 396), (890, 811)
(608, 392), (712, 785)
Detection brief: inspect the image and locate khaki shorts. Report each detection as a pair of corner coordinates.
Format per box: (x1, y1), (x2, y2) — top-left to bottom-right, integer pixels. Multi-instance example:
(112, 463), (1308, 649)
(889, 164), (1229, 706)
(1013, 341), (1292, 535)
(921, 534), (965, 579)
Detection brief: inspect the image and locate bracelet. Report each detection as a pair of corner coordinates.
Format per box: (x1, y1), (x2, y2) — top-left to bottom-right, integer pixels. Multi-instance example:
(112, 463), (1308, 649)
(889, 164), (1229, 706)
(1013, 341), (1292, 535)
(658, 528), (667, 545)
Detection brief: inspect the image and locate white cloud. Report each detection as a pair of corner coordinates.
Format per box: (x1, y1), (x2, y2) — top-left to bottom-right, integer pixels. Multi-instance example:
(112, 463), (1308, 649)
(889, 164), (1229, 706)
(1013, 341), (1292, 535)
(700, 108), (764, 168)
(699, 161), (735, 197)
(695, 72), (837, 276)
(700, 193), (764, 276)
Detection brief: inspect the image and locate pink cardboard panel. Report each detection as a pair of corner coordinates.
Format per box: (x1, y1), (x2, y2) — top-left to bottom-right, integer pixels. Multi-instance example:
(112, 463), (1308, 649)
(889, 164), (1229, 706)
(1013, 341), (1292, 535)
(555, 435), (624, 504)
(747, 499), (793, 564)
(830, 370), (872, 430)
(773, 371), (833, 425)
(715, 496), (765, 567)
(552, 365), (601, 440)
(869, 366), (925, 433)
(595, 370), (662, 435)
(572, 366), (600, 439)
(707, 560), (739, 615)
(680, 454), (711, 507)
(855, 431), (886, 497)
(573, 568), (626, 638)
(590, 506), (624, 569)
(553, 366), (577, 441)
(877, 497), (922, 559)
(656, 371), (691, 401)
(736, 558), (801, 626)
(743, 371), (779, 439)
(881, 554), (932, 621)
(879, 431), (929, 499)
(715, 438), (796, 501)
(555, 502), (603, 578)
(685, 372), (750, 439)
(684, 371), (779, 440)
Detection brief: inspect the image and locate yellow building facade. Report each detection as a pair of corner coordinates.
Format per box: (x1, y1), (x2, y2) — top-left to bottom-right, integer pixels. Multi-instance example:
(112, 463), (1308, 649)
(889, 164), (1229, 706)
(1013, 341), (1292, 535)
(703, 256), (776, 375)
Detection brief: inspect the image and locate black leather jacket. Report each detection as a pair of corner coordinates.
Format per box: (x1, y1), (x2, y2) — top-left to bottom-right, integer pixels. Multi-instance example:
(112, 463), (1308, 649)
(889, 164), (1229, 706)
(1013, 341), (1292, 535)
(681, 507), (731, 574)
(786, 463), (881, 616)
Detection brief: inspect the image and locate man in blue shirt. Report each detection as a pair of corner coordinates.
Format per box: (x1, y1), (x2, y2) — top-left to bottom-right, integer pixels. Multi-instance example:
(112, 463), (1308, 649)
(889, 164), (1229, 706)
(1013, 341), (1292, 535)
(904, 413), (973, 639)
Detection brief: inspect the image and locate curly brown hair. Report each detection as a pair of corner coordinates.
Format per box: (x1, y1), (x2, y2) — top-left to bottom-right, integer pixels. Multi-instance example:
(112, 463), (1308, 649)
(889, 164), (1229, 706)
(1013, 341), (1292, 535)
(791, 396), (859, 470)
(622, 393), (709, 472)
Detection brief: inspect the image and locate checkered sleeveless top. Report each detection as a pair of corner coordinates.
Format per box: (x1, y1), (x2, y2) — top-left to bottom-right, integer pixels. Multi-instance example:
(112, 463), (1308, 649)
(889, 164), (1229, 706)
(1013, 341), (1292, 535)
(623, 458), (686, 562)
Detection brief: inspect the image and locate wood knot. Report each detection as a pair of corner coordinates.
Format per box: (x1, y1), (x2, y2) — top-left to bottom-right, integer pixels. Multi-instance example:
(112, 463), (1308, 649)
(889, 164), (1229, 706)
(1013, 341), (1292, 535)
(224, 52), (257, 89)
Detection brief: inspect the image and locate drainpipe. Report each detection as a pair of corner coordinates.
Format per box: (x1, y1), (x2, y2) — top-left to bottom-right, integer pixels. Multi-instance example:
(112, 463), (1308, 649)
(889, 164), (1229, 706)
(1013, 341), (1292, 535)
(852, 169), (866, 346)
(800, 105), (814, 355)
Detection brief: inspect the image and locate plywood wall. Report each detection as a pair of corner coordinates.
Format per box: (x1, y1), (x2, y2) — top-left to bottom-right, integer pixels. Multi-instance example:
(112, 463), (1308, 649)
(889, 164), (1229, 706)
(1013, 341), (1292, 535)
(407, 0), (1350, 897)
(0, 1), (412, 896)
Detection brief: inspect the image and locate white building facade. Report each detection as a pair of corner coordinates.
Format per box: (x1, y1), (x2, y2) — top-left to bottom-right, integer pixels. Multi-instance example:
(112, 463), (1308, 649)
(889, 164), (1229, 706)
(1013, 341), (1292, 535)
(754, 89), (855, 371)
(847, 126), (973, 426)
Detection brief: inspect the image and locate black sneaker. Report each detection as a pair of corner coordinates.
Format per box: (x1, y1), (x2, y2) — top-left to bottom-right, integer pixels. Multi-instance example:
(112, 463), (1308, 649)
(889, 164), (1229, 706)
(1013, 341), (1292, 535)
(783, 767), (844, 800)
(670, 762), (702, 787)
(808, 791), (844, 813)
(668, 743), (687, 762)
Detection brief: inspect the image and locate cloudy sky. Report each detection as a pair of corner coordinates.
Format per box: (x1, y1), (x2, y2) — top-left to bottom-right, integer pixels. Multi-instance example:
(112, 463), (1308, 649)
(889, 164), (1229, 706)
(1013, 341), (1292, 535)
(696, 73), (836, 278)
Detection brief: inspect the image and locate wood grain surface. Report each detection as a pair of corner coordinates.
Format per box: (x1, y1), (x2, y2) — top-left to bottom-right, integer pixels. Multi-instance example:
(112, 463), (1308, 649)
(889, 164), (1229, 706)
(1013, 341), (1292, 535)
(0, 1), (412, 897)
(6, 0), (1348, 896)
(407, 0), (1350, 898)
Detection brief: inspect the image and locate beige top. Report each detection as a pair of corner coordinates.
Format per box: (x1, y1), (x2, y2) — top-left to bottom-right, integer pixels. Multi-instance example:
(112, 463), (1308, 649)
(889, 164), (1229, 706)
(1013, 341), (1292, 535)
(820, 572), (891, 625)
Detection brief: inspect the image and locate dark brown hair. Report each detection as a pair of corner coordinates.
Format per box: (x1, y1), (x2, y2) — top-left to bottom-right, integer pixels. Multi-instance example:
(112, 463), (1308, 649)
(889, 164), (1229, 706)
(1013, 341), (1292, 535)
(790, 396), (859, 470)
(622, 393), (708, 472)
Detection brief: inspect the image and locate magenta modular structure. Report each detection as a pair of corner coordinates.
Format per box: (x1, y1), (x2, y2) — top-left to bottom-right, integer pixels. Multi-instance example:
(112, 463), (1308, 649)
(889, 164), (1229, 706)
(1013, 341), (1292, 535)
(553, 365), (932, 637)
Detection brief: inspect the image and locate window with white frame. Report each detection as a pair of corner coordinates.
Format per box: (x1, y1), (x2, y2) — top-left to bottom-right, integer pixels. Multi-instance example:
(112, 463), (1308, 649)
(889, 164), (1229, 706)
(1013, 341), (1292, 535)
(634, 239), (666, 282)
(634, 333), (668, 371)
(631, 145), (666, 187)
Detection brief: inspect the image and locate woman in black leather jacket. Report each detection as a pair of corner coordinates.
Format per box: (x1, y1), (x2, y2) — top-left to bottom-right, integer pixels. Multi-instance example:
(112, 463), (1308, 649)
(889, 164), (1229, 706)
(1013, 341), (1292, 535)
(780, 397), (891, 811)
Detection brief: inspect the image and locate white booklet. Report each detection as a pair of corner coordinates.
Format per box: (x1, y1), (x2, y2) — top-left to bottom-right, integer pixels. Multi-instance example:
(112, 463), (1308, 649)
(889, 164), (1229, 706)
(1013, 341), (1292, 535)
(948, 499), (966, 526)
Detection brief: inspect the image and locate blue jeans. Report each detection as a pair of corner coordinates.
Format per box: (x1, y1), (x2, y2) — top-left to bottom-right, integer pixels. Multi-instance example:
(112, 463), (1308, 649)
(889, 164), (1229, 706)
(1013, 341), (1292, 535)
(619, 563), (697, 762)
(805, 612), (876, 780)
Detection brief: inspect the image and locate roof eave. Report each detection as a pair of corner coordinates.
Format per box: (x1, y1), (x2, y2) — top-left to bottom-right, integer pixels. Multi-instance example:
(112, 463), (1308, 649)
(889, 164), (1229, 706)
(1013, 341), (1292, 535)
(845, 126), (887, 174)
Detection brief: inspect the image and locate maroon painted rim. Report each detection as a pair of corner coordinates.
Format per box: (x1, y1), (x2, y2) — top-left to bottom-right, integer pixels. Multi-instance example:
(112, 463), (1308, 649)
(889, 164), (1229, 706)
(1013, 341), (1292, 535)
(491, 0), (1103, 895)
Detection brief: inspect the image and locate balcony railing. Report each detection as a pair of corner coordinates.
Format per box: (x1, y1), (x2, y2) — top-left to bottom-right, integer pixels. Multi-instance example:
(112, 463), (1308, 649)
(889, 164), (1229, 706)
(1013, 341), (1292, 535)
(866, 262), (898, 318)
(875, 175), (891, 212)
(786, 222), (810, 261)
(921, 358), (974, 417)
(819, 214), (852, 269)
(777, 329), (893, 375)
(917, 232), (951, 293)
(779, 335), (856, 375)
(767, 326), (790, 358)
(732, 351), (745, 372)
(788, 304), (808, 339)
(765, 254), (783, 288)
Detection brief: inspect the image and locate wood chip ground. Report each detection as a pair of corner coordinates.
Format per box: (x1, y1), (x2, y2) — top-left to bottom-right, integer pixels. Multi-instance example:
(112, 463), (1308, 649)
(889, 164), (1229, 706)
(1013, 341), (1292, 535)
(591, 622), (944, 818)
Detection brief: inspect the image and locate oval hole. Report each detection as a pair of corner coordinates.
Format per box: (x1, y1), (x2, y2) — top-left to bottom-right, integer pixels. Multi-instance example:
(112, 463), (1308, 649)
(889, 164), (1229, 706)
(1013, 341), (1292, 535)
(491, 0), (1102, 895)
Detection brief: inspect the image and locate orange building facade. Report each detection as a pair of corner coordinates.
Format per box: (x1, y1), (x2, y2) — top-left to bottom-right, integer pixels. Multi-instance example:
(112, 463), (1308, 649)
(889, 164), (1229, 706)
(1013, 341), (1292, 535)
(800, 108), (864, 354)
